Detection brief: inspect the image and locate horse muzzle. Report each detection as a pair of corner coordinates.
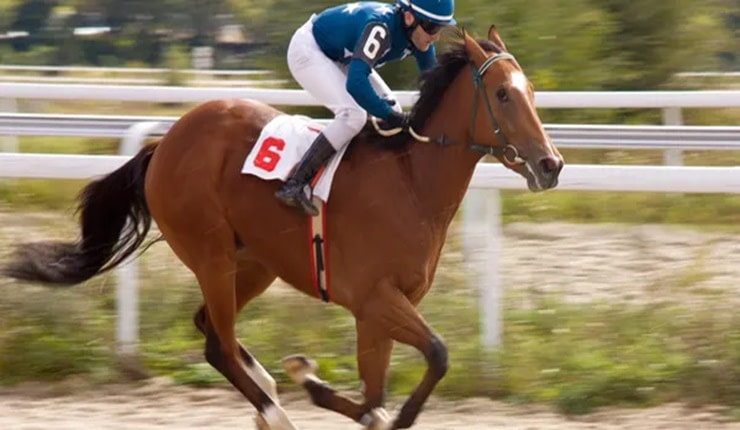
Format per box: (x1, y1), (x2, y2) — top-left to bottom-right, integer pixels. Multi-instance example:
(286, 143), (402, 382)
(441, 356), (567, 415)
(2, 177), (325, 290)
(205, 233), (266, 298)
(526, 155), (563, 192)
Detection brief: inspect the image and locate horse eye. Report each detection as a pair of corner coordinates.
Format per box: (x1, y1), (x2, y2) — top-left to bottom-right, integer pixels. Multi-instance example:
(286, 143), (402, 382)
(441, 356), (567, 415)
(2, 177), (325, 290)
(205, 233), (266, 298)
(496, 88), (508, 102)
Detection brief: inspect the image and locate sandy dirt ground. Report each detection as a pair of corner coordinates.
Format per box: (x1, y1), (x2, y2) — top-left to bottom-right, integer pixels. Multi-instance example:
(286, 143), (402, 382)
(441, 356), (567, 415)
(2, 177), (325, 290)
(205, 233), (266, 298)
(1, 213), (740, 429)
(2, 379), (740, 430)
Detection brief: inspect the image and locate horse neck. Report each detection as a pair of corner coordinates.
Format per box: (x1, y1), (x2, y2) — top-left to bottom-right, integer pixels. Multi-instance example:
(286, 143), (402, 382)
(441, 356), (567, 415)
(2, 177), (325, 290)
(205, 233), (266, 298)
(407, 73), (482, 228)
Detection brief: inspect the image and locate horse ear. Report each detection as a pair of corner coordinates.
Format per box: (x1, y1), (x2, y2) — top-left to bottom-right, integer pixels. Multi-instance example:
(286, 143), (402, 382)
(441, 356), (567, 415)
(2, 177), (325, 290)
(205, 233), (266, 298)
(488, 25), (507, 51)
(463, 31), (488, 67)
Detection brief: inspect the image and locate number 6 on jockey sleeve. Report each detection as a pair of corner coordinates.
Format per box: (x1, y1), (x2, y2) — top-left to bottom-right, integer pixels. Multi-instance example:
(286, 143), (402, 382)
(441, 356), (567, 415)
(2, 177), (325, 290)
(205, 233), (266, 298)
(356, 23), (390, 66)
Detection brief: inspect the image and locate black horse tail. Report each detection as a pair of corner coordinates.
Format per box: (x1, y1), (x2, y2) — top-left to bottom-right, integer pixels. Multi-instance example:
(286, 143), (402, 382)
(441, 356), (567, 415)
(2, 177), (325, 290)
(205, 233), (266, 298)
(3, 142), (159, 286)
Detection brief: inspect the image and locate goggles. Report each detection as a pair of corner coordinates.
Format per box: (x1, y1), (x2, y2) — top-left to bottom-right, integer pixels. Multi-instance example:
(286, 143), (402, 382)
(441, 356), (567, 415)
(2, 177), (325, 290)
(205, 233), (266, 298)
(418, 19), (443, 35)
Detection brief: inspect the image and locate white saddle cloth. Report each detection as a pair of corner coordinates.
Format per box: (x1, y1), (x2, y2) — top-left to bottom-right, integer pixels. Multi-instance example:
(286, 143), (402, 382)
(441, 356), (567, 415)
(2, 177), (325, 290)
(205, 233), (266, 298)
(241, 115), (349, 203)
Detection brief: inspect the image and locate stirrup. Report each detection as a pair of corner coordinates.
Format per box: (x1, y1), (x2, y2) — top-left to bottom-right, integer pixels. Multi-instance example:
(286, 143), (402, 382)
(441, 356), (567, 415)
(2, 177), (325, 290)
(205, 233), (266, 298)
(295, 191), (319, 217)
(275, 179), (300, 205)
(275, 180), (319, 216)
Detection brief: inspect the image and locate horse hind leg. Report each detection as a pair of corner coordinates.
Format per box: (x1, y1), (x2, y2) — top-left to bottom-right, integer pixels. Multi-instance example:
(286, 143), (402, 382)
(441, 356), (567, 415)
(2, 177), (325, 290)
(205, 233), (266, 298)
(193, 257), (281, 429)
(190, 237), (296, 429)
(281, 319), (394, 429)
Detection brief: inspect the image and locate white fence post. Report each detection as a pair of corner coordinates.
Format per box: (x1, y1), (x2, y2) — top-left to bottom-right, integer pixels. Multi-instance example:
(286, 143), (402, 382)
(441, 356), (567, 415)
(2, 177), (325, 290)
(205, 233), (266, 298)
(662, 107), (684, 165)
(115, 121), (168, 358)
(463, 188), (503, 348)
(115, 256), (139, 357)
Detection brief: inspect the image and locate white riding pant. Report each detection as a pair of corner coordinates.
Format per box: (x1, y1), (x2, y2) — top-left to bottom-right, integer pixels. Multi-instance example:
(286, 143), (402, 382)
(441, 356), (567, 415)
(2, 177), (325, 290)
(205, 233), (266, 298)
(287, 16), (401, 151)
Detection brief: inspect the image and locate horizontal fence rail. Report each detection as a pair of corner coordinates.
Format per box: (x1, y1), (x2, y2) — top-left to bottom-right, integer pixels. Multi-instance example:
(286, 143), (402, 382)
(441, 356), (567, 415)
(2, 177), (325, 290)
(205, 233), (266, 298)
(0, 65), (270, 76)
(2, 152), (739, 193)
(2, 113), (739, 151)
(0, 114), (174, 138)
(0, 76), (287, 87)
(2, 83), (739, 108)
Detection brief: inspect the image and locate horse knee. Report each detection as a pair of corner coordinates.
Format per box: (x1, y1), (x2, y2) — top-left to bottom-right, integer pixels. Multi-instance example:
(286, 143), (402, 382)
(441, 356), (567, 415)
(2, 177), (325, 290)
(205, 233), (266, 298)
(427, 335), (448, 379)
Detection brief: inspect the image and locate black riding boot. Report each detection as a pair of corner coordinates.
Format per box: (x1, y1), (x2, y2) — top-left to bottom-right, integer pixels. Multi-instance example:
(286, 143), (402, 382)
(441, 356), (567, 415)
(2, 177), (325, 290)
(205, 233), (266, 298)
(275, 132), (336, 216)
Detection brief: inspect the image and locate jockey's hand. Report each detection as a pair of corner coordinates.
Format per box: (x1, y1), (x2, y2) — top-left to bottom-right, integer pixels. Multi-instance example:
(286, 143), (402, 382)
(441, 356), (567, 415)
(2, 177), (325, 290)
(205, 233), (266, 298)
(378, 111), (410, 132)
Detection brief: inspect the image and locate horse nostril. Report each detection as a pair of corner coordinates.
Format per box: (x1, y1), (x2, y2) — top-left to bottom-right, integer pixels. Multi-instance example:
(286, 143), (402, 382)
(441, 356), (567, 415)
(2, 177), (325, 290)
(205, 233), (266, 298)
(538, 156), (560, 175)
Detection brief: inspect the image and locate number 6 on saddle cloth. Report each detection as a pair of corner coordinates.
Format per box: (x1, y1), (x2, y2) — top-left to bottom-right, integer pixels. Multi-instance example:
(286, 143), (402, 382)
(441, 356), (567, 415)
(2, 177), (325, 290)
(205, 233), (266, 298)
(242, 114), (344, 205)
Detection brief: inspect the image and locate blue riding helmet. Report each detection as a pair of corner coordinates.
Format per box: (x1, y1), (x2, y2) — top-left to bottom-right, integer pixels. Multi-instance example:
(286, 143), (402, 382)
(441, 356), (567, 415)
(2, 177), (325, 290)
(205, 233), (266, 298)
(397, 0), (456, 26)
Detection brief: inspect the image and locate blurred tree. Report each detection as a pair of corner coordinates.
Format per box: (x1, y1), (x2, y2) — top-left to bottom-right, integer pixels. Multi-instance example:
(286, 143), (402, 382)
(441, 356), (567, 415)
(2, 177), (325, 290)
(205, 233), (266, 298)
(458, 0), (617, 90)
(243, 0), (337, 80)
(0, 1), (23, 32)
(2, 0), (735, 90)
(719, 0), (739, 68)
(11, 0), (57, 34)
(595, 0), (731, 89)
(225, 0), (271, 21)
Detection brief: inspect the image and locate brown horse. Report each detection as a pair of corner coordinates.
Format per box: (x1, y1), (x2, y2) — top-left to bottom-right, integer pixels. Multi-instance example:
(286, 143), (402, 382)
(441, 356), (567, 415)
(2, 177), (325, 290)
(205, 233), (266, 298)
(3, 28), (562, 429)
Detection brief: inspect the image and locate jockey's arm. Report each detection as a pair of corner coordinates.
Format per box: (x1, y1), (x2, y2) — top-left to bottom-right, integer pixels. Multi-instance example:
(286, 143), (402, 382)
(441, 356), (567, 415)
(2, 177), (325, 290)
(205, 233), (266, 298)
(346, 60), (393, 120)
(346, 22), (395, 120)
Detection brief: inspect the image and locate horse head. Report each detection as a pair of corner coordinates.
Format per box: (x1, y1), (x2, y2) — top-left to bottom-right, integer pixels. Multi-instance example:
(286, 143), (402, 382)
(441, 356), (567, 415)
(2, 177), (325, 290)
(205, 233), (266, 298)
(463, 26), (563, 191)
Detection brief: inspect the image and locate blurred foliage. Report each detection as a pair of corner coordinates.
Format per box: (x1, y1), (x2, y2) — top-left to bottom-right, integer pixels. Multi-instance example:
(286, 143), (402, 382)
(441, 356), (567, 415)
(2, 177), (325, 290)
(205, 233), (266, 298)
(0, 0), (736, 86)
(161, 44), (190, 86)
(0, 0), (734, 128)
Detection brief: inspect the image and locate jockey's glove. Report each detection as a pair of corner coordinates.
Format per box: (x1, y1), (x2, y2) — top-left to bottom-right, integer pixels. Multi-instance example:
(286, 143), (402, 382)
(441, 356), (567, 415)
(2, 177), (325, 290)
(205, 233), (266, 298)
(379, 111), (410, 132)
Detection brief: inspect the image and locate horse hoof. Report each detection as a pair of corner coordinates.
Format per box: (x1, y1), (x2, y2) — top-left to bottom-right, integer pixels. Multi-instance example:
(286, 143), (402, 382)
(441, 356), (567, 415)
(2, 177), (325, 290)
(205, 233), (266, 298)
(362, 407), (392, 430)
(281, 354), (318, 385)
(255, 413), (271, 430)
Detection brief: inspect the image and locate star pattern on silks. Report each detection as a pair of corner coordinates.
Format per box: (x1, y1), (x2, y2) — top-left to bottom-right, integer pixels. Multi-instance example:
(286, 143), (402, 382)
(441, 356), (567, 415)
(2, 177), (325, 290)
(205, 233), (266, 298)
(344, 48), (353, 58)
(343, 2), (361, 14)
(401, 48), (412, 59)
(373, 4), (394, 15)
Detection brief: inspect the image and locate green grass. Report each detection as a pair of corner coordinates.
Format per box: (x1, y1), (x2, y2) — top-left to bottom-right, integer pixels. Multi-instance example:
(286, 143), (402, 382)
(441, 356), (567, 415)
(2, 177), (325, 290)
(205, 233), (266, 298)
(501, 190), (740, 227)
(2, 250), (740, 416)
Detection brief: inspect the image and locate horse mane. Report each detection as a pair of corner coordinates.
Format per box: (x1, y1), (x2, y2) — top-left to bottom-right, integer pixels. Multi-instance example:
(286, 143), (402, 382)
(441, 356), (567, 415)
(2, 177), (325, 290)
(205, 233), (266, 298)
(356, 38), (503, 150)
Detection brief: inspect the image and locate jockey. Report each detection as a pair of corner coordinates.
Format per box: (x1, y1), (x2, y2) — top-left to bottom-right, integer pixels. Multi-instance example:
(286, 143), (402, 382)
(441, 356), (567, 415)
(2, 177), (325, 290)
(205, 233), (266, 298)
(275, 0), (456, 216)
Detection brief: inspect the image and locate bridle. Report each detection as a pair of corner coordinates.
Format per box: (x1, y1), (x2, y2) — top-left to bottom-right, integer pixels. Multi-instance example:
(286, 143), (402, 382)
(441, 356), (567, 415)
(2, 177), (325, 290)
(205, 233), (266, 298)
(467, 52), (525, 165)
(372, 52), (526, 166)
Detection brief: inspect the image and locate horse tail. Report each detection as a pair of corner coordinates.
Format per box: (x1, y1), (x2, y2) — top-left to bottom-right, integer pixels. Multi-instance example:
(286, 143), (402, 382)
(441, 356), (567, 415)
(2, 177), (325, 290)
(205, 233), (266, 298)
(3, 142), (159, 286)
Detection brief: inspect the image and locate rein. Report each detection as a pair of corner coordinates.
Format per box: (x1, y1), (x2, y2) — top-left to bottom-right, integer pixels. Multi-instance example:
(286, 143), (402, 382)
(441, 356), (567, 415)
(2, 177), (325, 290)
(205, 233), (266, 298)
(372, 51), (525, 166)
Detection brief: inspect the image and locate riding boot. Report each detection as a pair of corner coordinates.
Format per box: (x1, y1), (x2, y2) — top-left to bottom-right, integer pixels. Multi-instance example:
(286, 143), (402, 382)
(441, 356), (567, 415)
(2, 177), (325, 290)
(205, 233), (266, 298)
(275, 132), (336, 216)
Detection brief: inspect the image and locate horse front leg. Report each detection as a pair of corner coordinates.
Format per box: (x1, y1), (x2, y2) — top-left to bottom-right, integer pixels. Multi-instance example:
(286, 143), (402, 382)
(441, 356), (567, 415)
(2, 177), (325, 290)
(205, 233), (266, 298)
(355, 319), (395, 429)
(359, 280), (448, 429)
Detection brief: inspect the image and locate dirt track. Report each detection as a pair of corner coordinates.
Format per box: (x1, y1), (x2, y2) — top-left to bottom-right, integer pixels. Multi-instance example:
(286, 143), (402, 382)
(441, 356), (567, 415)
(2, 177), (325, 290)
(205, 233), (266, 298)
(1, 379), (740, 429)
